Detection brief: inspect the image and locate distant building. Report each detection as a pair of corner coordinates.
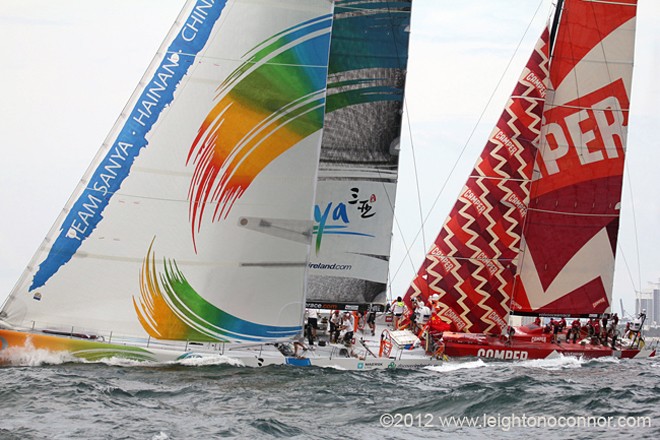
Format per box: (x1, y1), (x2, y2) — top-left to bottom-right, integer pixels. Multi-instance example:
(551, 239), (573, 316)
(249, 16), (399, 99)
(654, 288), (660, 326)
(636, 287), (658, 326)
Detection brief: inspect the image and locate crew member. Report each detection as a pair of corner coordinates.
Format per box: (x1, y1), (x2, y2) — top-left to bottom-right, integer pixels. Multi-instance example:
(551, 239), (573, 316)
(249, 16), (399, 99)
(391, 297), (406, 329)
(340, 312), (355, 345)
(329, 310), (341, 343)
(366, 309), (377, 336)
(305, 308), (319, 346)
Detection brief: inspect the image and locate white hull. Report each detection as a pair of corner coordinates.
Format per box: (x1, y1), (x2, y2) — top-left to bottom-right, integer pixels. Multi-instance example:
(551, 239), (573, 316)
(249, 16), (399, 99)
(0, 321), (443, 370)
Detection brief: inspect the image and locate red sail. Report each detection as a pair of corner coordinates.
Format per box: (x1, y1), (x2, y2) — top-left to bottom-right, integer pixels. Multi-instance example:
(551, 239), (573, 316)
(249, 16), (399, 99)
(405, 0), (638, 331)
(512, 0), (637, 316)
(404, 29), (550, 334)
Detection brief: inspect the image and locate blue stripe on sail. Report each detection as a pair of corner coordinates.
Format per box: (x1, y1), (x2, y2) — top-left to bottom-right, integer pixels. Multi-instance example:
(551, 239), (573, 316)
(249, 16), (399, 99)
(30, 0), (228, 291)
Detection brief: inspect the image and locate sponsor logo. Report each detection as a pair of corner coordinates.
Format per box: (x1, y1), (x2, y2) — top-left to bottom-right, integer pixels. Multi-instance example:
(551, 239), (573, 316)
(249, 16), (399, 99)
(531, 336), (547, 343)
(494, 129), (520, 156)
(503, 192), (527, 218)
(308, 262), (352, 271)
(305, 302), (377, 312)
(477, 251), (499, 276)
(524, 71), (547, 98)
(313, 187), (377, 253)
(538, 80), (629, 178)
(442, 308), (466, 331)
(462, 188), (487, 215)
(429, 248), (455, 273)
(30, 0), (226, 291)
(486, 310), (507, 331)
(477, 348), (529, 360)
(510, 299), (523, 310)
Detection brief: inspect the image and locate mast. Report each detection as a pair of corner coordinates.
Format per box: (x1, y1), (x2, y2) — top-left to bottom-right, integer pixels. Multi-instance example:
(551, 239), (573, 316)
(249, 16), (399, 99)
(548, 0), (564, 56)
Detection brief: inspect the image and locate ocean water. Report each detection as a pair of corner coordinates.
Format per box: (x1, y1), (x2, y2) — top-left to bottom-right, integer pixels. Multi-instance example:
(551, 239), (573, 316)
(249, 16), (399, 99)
(1, 355), (658, 439)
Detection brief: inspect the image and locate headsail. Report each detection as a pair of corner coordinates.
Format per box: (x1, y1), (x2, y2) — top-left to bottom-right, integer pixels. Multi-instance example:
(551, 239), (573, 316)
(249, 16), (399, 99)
(0, 0), (334, 343)
(306, 0), (413, 311)
(405, 26), (550, 334)
(405, 0), (637, 331)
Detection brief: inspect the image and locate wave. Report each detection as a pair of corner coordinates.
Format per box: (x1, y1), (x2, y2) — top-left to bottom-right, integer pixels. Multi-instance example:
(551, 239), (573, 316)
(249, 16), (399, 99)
(174, 354), (245, 367)
(425, 359), (488, 373)
(0, 344), (78, 367)
(584, 356), (621, 365)
(512, 354), (584, 370)
(95, 356), (161, 368)
(0, 344), (248, 368)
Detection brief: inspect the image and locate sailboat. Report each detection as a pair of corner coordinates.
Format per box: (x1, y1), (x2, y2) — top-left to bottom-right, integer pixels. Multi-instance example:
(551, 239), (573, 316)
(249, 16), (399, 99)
(0, 0), (441, 369)
(404, 0), (656, 360)
(1, 0), (655, 368)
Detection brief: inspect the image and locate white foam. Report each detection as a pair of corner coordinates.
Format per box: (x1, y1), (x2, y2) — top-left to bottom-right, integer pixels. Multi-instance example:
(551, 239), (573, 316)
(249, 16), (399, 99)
(513, 354), (584, 370)
(174, 354), (245, 367)
(586, 356), (620, 365)
(0, 341), (78, 366)
(425, 359), (488, 373)
(151, 432), (169, 440)
(97, 356), (156, 367)
(318, 364), (348, 370)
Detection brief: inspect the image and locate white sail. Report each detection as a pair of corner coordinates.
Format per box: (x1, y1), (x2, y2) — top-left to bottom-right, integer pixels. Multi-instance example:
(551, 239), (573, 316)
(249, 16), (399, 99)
(1, 0), (334, 343)
(306, 0), (413, 310)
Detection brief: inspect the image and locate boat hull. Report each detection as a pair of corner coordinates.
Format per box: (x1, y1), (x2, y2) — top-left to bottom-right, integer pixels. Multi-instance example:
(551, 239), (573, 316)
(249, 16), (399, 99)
(0, 328), (442, 370)
(441, 332), (656, 361)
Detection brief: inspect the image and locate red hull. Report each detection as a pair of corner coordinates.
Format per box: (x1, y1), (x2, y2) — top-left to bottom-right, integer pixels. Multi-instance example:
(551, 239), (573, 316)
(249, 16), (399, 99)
(441, 331), (654, 361)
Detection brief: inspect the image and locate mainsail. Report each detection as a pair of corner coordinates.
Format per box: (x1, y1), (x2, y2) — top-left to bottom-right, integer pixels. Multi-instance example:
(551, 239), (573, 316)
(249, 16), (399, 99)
(306, 0), (413, 310)
(0, 0), (334, 343)
(405, 0), (637, 332)
(512, 0), (637, 317)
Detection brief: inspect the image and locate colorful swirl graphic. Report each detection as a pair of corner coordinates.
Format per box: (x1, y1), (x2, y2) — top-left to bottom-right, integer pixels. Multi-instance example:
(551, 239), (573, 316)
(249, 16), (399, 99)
(133, 240), (301, 342)
(187, 15), (332, 246)
(325, 1), (410, 113)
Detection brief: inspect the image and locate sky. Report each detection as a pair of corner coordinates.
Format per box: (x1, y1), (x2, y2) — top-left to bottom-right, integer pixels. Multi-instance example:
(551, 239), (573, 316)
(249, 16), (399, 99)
(0, 0), (658, 318)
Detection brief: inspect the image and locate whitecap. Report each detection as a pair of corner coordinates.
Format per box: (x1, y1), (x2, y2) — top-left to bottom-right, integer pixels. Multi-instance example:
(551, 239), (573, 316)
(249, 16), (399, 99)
(585, 356), (620, 365)
(513, 354), (584, 370)
(96, 356), (156, 367)
(0, 341), (78, 367)
(318, 364), (348, 370)
(425, 359), (488, 373)
(174, 354), (245, 367)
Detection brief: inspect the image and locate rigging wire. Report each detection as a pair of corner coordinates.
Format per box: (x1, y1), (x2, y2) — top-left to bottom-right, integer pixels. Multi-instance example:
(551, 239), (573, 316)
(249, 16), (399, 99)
(617, 241), (639, 311)
(620, 151), (643, 305)
(390, 0), (548, 291)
